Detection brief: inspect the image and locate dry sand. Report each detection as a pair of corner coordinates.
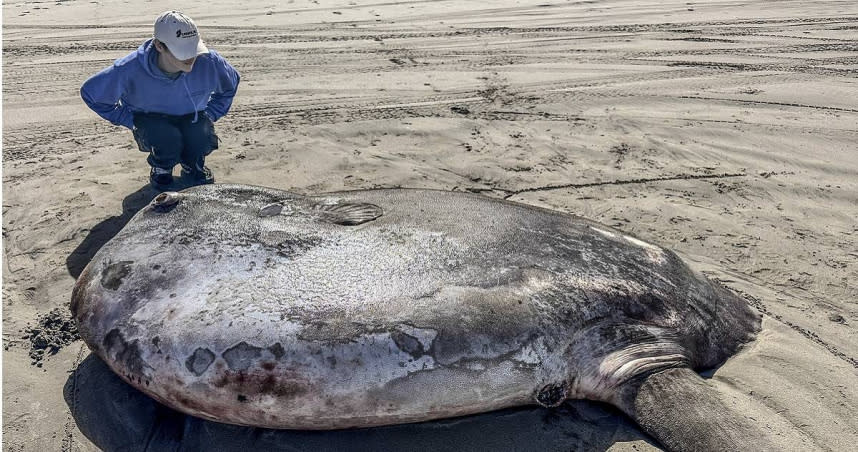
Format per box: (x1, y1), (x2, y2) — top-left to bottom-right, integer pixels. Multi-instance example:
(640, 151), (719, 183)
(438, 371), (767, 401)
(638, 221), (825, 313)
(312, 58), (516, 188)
(3, 0), (857, 450)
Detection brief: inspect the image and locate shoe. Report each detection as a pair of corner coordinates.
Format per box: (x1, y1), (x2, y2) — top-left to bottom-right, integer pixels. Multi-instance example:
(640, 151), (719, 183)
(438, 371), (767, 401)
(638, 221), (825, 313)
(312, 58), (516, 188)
(149, 167), (174, 189)
(181, 164), (215, 185)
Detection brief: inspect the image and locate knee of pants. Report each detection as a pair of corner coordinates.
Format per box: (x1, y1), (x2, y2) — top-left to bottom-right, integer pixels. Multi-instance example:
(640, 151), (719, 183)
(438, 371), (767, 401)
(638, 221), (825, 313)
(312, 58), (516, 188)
(181, 115), (219, 158)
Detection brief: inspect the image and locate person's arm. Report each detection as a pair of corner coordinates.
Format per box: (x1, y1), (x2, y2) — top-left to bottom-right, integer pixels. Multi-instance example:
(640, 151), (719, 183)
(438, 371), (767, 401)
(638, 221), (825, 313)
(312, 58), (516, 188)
(204, 52), (241, 122)
(80, 64), (134, 129)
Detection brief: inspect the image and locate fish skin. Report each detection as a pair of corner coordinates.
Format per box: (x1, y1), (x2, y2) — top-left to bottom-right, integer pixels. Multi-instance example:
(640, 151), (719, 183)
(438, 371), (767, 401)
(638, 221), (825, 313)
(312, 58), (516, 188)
(72, 184), (759, 430)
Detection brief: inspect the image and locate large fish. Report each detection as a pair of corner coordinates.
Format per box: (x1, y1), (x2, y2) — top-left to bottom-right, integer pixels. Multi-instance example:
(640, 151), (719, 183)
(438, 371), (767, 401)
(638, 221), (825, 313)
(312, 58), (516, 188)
(72, 185), (769, 451)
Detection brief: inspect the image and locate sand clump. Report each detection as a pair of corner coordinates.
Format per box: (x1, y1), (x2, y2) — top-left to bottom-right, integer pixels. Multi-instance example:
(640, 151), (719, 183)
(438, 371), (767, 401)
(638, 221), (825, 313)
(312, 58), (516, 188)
(22, 309), (80, 368)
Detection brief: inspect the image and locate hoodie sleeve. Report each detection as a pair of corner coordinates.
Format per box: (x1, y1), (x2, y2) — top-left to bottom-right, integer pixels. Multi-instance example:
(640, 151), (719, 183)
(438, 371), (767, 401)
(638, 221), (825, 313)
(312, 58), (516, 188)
(204, 52), (241, 122)
(80, 63), (135, 130)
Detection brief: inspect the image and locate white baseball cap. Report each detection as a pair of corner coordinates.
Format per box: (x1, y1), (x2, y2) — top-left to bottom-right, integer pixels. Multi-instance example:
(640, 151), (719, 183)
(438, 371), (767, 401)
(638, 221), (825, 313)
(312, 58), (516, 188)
(153, 11), (208, 60)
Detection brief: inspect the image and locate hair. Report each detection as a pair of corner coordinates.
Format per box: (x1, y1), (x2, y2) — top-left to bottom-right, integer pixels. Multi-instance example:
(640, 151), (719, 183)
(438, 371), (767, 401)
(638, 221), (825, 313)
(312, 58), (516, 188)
(153, 39), (169, 53)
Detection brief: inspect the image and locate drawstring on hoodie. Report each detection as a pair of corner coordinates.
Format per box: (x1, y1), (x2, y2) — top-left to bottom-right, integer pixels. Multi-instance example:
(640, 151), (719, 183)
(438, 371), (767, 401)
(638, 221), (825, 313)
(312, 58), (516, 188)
(182, 77), (199, 123)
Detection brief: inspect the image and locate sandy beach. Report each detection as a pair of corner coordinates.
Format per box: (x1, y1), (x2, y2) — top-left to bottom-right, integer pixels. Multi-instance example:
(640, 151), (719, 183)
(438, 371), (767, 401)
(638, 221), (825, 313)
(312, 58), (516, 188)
(3, 0), (857, 450)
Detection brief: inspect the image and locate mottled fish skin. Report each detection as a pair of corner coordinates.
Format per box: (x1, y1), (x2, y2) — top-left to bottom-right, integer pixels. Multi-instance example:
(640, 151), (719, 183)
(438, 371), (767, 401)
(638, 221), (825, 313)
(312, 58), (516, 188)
(71, 184), (759, 429)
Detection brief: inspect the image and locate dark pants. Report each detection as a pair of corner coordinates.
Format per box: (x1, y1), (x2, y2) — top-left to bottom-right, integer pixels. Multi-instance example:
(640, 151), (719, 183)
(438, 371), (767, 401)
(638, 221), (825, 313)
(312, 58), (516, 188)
(132, 111), (219, 174)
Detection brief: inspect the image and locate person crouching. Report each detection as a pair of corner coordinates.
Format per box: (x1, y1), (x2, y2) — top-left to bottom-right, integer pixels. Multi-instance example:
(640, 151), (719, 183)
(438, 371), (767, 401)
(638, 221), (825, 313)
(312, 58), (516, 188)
(80, 11), (240, 190)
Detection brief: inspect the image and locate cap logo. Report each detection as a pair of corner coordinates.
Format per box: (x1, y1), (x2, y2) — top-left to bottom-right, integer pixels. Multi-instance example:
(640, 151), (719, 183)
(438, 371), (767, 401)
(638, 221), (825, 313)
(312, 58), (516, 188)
(175, 28), (198, 39)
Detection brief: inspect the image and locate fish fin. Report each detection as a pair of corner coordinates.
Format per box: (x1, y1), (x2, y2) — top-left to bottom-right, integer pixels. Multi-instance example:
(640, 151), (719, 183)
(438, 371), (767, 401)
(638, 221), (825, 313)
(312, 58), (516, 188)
(615, 367), (803, 452)
(312, 202), (383, 226)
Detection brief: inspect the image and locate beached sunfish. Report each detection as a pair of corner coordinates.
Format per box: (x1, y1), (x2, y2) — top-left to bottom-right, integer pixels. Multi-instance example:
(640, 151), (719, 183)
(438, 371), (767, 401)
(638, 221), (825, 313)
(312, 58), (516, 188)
(72, 185), (768, 451)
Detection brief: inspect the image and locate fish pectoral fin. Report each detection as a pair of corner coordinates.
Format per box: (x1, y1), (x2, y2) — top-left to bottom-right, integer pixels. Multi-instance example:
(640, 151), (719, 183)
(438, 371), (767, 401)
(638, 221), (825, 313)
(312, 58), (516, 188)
(312, 202), (383, 226)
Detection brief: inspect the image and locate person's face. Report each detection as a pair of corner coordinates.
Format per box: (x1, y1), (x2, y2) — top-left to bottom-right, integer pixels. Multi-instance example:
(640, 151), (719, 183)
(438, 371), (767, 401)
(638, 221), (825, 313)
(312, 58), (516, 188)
(155, 41), (196, 73)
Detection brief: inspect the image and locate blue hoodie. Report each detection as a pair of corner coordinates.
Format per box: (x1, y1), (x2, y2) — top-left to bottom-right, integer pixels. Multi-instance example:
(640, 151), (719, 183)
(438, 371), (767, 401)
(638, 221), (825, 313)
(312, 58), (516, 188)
(81, 39), (240, 129)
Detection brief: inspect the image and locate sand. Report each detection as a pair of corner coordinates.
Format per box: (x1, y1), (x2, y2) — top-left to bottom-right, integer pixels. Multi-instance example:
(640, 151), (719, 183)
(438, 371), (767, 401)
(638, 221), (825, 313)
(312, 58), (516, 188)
(2, 0), (856, 450)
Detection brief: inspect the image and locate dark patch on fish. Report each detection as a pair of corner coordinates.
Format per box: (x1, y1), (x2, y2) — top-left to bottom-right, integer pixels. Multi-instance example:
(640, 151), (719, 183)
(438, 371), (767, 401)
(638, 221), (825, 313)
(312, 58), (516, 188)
(256, 230), (324, 258)
(212, 369), (309, 399)
(276, 237), (322, 258)
(151, 336), (163, 354)
(229, 190), (259, 204)
(102, 328), (151, 379)
(268, 343), (285, 359)
(186, 347), (216, 376)
(596, 323), (661, 347)
(297, 320), (387, 344)
(223, 342), (263, 371)
(621, 293), (673, 324)
(100, 261), (133, 290)
(390, 330), (424, 358)
(165, 388), (211, 414)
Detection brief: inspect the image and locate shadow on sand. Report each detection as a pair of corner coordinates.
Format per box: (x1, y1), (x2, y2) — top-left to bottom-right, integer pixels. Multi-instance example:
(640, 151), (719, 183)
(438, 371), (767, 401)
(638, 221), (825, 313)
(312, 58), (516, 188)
(64, 354), (653, 452)
(66, 178), (205, 278)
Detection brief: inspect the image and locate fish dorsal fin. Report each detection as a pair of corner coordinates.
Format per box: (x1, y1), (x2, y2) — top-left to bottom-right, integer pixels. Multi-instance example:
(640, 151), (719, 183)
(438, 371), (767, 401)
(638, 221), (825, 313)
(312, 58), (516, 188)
(311, 201), (383, 226)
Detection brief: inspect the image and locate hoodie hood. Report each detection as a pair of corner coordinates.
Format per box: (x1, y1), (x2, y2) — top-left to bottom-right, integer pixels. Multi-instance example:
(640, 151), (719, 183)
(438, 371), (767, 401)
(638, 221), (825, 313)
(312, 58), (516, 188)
(137, 39), (178, 81)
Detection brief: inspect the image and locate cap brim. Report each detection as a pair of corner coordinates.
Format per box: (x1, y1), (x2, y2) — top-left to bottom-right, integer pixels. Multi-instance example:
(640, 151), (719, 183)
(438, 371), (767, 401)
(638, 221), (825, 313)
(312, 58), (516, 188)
(196, 39), (209, 56)
(170, 40), (208, 61)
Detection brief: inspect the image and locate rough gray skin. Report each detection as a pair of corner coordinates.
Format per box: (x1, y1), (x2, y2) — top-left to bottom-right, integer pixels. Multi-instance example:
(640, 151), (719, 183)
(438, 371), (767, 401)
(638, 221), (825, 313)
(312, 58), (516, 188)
(72, 185), (763, 451)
